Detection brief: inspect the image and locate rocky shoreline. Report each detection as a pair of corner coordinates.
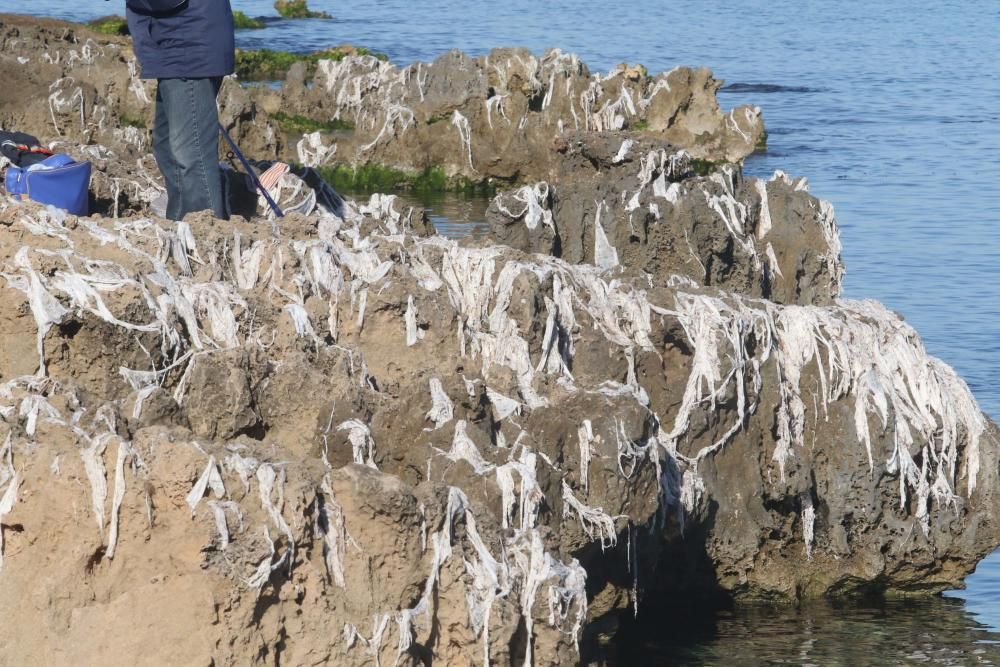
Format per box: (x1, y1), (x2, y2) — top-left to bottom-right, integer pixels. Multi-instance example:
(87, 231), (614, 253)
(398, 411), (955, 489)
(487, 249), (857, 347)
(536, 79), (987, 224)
(0, 13), (996, 665)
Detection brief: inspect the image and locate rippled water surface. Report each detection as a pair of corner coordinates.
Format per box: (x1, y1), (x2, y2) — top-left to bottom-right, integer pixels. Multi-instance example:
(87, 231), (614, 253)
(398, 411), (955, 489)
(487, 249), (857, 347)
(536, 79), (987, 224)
(617, 596), (1000, 666)
(7, 0), (1000, 662)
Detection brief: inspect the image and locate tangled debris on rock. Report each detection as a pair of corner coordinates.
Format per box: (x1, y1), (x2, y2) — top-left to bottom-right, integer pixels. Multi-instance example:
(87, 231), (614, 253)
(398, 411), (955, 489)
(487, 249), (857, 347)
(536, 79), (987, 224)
(488, 131), (842, 305)
(0, 14), (762, 194)
(270, 47), (764, 186)
(0, 12), (997, 666)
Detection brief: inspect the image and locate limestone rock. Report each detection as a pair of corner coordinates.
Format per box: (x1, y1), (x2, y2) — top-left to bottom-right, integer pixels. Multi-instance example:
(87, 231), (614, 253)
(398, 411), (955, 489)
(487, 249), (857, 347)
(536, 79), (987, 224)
(274, 47), (764, 183)
(488, 132), (843, 305)
(0, 183), (994, 664)
(0, 12), (995, 667)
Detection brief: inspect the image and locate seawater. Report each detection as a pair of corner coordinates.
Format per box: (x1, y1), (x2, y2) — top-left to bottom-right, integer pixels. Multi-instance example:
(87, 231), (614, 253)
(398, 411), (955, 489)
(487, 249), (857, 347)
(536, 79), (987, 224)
(7, 1), (1000, 663)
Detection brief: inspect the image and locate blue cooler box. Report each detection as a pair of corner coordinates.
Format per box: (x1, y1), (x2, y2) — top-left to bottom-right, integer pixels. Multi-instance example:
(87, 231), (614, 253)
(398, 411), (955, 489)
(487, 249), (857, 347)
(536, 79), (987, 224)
(5, 154), (92, 215)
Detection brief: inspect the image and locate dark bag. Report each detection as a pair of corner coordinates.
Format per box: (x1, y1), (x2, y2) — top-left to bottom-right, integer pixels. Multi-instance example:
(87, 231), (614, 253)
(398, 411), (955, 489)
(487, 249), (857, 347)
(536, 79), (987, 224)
(220, 163), (259, 220)
(125, 0), (188, 14)
(0, 130), (53, 168)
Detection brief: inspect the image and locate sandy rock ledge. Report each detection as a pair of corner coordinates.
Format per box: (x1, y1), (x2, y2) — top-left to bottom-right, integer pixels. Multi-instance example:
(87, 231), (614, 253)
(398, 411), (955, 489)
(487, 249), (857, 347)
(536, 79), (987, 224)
(0, 189), (995, 664)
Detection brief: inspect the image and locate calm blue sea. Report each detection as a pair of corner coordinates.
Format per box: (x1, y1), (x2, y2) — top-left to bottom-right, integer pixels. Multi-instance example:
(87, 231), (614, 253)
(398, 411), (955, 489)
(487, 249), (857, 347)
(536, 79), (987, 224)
(6, 1), (1000, 662)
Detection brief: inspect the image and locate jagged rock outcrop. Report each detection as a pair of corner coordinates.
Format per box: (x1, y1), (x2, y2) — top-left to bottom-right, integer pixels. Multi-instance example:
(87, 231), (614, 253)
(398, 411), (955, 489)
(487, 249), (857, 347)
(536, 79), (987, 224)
(0, 14), (763, 208)
(487, 131), (843, 305)
(0, 178), (995, 663)
(270, 47), (763, 183)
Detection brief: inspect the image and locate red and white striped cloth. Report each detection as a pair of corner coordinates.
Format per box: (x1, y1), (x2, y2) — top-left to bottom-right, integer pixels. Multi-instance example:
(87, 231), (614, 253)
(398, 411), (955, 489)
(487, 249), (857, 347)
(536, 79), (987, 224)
(258, 161), (290, 192)
(256, 161), (291, 215)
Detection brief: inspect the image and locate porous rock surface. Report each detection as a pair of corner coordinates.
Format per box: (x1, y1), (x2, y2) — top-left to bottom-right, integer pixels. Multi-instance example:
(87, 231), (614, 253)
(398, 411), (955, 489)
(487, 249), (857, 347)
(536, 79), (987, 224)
(487, 131), (843, 305)
(0, 11), (998, 667)
(269, 47), (764, 182)
(0, 14), (765, 190)
(0, 186), (996, 664)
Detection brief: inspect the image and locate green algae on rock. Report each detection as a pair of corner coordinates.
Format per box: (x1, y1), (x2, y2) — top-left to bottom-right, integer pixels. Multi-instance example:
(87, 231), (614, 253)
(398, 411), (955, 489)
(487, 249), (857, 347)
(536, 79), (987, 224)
(118, 114), (147, 130)
(689, 157), (731, 176)
(318, 163), (497, 195)
(236, 48), (310, 80)
(755, 128), (769, 152)
(273, 0), (332, 19)
(86, 15), (128, 36)
(271, 111), (355, 133)
(233, 11), (266, 29)
(236, 46), (388, 81)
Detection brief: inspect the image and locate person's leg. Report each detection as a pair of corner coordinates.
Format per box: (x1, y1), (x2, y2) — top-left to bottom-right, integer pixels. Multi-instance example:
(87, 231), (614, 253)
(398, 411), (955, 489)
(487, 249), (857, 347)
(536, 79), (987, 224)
(152, 80), (185, 220)
(157, 77), (227, 220)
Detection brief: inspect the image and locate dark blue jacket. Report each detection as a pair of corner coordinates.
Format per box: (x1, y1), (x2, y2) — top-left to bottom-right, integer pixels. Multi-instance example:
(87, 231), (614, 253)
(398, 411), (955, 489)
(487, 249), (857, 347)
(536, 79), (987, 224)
(126, 0), (235, 80)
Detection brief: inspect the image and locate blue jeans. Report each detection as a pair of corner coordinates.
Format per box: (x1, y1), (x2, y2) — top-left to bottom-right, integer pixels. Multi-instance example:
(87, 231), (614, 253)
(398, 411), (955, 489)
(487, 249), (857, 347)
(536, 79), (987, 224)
(153, 77), (227, 221)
